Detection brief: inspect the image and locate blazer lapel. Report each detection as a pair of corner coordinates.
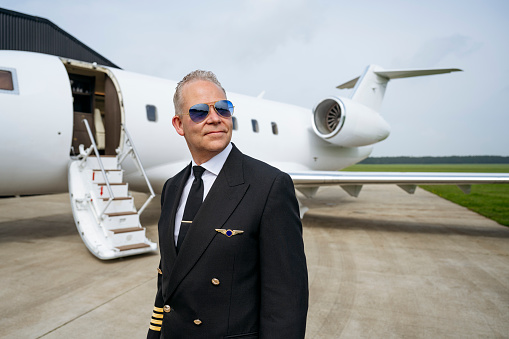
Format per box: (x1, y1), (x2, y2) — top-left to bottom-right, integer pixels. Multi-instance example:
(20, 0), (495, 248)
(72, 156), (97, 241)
(160, 164), (191, 277)
(165, 145), (249, 298)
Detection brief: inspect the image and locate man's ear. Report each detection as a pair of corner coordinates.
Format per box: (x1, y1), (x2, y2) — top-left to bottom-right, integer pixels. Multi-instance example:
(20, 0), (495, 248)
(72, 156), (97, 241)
(172, 115), (185, 136)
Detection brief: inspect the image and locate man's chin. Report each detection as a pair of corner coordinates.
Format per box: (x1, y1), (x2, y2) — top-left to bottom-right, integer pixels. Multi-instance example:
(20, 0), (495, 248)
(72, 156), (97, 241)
(204, 139), (230, 153)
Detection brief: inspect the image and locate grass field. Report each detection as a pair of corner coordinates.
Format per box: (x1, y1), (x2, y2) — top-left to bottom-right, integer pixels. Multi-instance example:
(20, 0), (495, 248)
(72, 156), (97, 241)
(343, 164), (509, 226)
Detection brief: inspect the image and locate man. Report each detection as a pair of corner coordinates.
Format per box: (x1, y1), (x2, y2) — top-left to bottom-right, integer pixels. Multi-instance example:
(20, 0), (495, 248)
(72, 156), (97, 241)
(147, 70), (308, 338)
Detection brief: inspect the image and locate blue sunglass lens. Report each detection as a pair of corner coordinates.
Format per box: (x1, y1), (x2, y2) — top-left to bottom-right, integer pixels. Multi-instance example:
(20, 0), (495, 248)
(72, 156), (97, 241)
(215, 100), (233, 117)
(189, 104), (209, 122)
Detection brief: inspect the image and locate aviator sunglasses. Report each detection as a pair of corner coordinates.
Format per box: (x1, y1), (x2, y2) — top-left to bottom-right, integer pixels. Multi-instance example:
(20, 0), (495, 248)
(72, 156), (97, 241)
(185, 100), (234, 123)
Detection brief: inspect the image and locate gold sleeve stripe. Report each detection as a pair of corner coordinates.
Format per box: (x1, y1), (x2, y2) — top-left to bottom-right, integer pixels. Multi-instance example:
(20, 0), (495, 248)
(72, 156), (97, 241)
(152, 312), (163, 319)
(149, 325), (161, 332)
(151, 319), (163, 325)
(153, 307), (164, 312)
(157, 268), (162, 274)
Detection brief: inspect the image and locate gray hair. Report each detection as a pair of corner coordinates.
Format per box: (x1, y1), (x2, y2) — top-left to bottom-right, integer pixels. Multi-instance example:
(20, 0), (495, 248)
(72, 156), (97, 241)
(173, 70), (226, 116)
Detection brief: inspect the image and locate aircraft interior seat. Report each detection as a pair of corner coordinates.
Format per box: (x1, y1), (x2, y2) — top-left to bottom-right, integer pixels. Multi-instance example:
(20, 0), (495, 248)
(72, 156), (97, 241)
(94, 108), (105, 150)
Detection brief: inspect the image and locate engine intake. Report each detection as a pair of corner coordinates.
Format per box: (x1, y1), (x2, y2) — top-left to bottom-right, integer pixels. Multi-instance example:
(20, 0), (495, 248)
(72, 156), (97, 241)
(313, 98), (345, 137)
(312, 96), (390, 147)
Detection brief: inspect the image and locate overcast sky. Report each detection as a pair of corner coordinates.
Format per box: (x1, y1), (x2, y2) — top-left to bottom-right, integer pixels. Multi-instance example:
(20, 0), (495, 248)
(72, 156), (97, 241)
(3, 0), (509, 156)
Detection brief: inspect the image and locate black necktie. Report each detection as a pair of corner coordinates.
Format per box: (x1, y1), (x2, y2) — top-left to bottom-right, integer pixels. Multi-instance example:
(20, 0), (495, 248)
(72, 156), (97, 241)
(176, 166), (205, 254)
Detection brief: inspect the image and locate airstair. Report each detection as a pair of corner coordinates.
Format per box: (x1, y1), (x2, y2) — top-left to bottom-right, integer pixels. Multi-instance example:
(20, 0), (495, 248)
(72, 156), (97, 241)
(68, 120), (157, 259)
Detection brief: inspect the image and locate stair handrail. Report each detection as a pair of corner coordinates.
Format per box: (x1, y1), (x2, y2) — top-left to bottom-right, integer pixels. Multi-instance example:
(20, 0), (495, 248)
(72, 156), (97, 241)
(120, 123), (155, 216)
(82, 119), (115, 219)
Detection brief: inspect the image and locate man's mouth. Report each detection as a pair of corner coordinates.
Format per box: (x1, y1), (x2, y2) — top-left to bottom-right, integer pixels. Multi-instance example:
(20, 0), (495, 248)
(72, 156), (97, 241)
(205, 130), (226, 135)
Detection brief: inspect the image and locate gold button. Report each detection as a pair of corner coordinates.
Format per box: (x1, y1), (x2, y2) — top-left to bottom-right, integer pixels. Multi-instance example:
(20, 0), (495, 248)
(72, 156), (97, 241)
(211, 278), (220, 286)
(163, 305), (171, 313)
(194, 319), (202, 325)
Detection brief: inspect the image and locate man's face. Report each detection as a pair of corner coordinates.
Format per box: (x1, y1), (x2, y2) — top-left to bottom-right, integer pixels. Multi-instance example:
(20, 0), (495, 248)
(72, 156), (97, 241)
(172, 80), (233, 164)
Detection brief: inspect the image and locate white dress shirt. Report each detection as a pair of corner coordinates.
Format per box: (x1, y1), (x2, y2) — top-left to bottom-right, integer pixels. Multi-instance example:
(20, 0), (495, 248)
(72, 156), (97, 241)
(174, 143), (233, 245)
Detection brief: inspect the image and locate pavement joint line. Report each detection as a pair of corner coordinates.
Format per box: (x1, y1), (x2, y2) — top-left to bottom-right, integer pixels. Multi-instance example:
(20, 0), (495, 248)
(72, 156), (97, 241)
(36, 276), (156, 338)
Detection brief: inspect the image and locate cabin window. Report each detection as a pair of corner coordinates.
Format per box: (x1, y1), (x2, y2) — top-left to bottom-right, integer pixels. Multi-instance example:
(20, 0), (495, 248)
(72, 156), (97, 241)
(232, 116), (238, 130)
(251, 119), (259, 133)
(0, 68), (19, 94)
(146, 105), (157, 122)
(271, 122), (279, 135)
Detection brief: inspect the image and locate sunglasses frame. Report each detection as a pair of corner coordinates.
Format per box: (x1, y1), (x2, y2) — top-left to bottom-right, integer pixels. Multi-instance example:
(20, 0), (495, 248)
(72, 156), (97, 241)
(183, 100), (235, 123)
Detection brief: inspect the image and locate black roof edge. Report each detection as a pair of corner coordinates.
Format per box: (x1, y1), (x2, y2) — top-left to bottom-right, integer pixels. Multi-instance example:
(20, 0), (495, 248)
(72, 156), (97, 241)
(0, 7), (121, 69)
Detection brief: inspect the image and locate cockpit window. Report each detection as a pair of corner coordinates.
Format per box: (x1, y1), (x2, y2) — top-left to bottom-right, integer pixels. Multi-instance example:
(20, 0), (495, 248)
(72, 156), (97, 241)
(0, 70), (13, 90)
(0, 68), (19, 95)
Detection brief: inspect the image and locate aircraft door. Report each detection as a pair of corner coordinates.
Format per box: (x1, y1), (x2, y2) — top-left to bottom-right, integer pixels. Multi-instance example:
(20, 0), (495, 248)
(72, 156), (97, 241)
(67, 67), (122, 157)
(104, 76), (121, 155)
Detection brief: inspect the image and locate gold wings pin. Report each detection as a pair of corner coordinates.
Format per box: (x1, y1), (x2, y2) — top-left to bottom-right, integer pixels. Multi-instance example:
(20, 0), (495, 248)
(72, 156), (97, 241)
(215, 229), (244, 237)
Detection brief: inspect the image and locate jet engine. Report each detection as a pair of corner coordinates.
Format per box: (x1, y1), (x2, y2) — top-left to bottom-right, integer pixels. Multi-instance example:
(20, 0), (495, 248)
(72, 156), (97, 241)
(312, 96), (391, 147)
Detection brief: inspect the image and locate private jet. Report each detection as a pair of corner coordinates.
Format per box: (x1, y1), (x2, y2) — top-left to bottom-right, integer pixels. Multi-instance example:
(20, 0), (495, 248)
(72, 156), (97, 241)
(1, 50), (508, 259)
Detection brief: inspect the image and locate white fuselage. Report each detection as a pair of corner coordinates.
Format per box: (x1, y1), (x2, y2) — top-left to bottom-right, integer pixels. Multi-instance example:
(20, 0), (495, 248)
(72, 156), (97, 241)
(0, 51), (373, 195)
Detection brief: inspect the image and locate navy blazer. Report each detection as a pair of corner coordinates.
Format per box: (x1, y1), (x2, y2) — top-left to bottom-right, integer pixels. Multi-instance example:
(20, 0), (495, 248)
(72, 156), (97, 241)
(148, 144), (308, 339)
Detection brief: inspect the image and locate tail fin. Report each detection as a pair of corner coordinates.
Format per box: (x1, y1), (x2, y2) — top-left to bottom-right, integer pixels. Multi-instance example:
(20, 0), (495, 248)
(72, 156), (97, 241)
(336, 65), (462, 112)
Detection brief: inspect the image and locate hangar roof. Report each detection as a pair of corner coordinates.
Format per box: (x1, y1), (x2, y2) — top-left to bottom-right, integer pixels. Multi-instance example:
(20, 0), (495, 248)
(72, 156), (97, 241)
(0, 7), (120, 68)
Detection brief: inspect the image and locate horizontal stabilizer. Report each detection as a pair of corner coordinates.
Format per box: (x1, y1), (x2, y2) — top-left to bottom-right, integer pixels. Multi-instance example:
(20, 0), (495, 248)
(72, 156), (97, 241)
(336, 68), (462, 89)
(374, 68), (462, 80)
(335, 65), (463, 111)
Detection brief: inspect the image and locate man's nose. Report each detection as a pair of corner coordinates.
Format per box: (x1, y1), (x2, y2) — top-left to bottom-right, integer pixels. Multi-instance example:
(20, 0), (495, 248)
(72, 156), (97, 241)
(206, 104), (222, 123)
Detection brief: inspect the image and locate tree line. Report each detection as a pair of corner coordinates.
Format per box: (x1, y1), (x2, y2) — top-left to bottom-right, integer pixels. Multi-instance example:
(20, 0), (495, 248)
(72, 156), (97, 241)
(360, 156), (509, 164)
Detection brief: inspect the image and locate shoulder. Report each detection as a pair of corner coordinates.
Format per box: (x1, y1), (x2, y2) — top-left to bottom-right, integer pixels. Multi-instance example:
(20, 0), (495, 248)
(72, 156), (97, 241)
(243, 153), (283, 177)
(232, 145), (290, 184)
(161, 164), (190, 194)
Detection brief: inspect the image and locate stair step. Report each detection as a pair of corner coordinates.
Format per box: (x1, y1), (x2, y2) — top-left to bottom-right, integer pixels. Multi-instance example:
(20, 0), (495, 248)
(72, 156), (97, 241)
(92, 183), (129, 198)
(110, 226), (144, 234)
(91, 169), (123, 184)
(86, 156), (118, 170)
(106, 211), (137, 217)
(102, 212), (140, 229)
(92, 197), (134, 214)
(116, 243), (151, 251)
(109, 226), (146, 246)
(101, 197), (131, 201)
(96, 183), (127, 185)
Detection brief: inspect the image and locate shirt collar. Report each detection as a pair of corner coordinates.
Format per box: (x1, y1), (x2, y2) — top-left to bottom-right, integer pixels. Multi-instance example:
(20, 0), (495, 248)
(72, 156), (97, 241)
(191, 143), (232, 176)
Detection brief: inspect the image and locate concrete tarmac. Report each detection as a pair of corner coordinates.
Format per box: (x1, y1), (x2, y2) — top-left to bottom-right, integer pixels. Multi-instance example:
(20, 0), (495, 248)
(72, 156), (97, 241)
(0, 186), (508, 338)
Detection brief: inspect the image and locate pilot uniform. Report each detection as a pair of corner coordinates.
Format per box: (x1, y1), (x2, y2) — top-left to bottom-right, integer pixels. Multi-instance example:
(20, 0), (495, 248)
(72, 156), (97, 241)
(147, 144), (308, 338)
